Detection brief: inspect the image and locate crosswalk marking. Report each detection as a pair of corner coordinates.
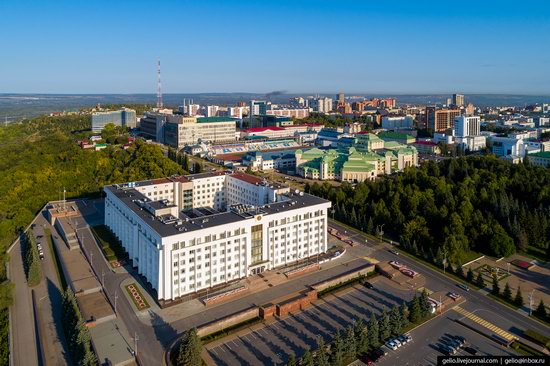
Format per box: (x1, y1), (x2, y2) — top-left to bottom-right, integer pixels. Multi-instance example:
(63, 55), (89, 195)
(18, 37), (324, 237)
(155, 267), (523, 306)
(453, 306), (517, 341)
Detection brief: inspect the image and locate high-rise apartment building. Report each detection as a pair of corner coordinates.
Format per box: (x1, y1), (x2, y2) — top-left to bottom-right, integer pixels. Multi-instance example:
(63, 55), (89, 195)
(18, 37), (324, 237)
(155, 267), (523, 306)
(337, 92), (345, 104)
(452, 94), (465, 107)
(206, 105), (219, 117)
(104, 171), (331, 303)
(426, 107), (461, 132)
(310, 97), (333, 113)
(454, 116), (481, 137)
(91, 108), (137, 132)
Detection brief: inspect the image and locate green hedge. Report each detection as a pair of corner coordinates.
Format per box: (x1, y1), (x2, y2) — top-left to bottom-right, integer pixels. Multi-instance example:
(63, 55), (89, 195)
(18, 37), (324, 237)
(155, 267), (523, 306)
(523, 329), (550, 349)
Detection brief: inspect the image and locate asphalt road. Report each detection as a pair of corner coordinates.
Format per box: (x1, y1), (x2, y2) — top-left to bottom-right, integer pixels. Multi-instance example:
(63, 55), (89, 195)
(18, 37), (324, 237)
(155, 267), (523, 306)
(328, 220), (550, 339)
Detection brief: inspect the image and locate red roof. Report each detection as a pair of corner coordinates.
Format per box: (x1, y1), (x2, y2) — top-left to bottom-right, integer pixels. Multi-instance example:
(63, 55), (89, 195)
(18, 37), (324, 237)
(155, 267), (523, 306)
(356, 131), (370, 135)
(284, 124), (322, 129)
(230, 172), (264, 185)
(244, 127), (285, 133)
(415, 140), (437, 146)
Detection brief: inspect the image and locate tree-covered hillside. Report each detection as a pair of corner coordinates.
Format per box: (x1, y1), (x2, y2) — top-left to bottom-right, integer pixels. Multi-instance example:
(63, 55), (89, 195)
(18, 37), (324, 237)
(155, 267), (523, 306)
(0, 114), (185, 363)
(307, 156), (550, 264)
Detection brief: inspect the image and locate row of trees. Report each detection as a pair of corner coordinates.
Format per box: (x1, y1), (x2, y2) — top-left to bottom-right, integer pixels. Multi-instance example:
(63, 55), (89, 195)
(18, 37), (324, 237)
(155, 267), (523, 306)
(61, 288), (97, 366)
(288, 291), (432, 366)
(167, 148), (202, 174)
(22, 231), (42, 287)
(306, 156), (550, 264)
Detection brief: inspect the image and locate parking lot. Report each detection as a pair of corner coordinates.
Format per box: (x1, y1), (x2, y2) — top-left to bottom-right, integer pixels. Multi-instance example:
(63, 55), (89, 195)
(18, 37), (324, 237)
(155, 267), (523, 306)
(206, 276), (415, 366)
(376, 314), (517, 366)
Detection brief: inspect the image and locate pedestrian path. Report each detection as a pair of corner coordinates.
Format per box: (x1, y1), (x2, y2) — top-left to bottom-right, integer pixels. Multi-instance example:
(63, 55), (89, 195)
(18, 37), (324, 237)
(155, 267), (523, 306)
(453, 306), (517, 342)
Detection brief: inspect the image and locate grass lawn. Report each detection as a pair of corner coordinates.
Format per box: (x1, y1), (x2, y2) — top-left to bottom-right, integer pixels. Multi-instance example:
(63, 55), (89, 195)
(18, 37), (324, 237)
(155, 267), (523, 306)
(511, 341), (545, 356)
(91, 225), (128, 263)
(522, 246), (548, 263)
(45, 228), (67, 290)
(461, 250), (484, 264)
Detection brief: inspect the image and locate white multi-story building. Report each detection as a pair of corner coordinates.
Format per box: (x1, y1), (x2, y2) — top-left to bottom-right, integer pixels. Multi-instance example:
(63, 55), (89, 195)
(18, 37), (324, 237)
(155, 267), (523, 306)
(104, 171), (331, 304)
(206, 105), (220, 117)
(454, 116), (480, 137)
(381, 115), (414, 129)
(310, 97), (333, 113)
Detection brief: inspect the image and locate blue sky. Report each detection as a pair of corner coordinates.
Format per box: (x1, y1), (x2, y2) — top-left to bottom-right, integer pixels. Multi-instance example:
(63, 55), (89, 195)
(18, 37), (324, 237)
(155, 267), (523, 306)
(1, 0), (549, 94)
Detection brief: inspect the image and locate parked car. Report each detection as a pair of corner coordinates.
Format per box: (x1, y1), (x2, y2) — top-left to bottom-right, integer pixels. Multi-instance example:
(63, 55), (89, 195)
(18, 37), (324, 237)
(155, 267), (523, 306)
(389, 250), (400, 255)
(397, 335), (410, 344)
(457, 283), (470, 291)
(393, 339), (402, 347)
(385, 341), (398, 350)
(464, 346), (477, 355)
(438, 344), (455, 355)
(363, 282), (374, 289)
(359, 355), (373, 365)
(368, 351), (382, 362)
(453, 335), (466, 346)
(375, 347), (388, 357)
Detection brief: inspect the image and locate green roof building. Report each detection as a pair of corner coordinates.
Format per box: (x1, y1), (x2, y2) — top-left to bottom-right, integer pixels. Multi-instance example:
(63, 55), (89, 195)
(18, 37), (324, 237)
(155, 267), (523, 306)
(295, 142), (418, 182)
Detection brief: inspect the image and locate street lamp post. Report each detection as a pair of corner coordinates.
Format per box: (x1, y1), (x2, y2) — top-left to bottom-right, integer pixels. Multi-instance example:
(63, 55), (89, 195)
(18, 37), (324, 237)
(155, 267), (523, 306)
(331, 209), (335, 220)
(114, 290), (118, 314)
(507, 262), (510, 275)
(133, 332), (139, 358)
(101, 269), (105, 287)
(529, 290), (535, 316)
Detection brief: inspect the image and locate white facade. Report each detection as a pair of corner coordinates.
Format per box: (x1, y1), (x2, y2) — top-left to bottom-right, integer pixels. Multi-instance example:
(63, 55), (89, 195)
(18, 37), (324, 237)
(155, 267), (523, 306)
(206, 105), (219, 117)
(381, 115), (414, 129)
(454, 116), (480, 137)
(310, 97), (333, 113)
(104, 172), (330, 302)
(490, 136), (526, 157)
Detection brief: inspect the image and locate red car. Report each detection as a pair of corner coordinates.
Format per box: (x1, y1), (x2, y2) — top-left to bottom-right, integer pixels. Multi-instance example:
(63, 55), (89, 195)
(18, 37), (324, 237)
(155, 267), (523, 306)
(359, 355), (373, 365)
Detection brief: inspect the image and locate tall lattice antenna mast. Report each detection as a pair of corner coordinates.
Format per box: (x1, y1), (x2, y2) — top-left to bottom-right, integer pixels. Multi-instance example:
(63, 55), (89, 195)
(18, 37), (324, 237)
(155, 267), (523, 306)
(156, 60), (163, 109)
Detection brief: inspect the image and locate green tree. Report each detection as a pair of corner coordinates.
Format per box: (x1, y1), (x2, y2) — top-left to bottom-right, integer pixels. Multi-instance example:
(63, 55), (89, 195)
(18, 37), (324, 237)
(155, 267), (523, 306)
(491, 275), (500, 296)
(475, 272), (485, 288)
(502, 282), (512, 302)
(177, 328), (202, 366)
(345, 325), (357, 360)
(455, 262), (465, 278)
(316, 337), (329, 366)
(330, 330), (344, 366)
(389, 305), (402, 335)
(378, 310), (391, 342)
(466, 267), (474, 283)
(301, 349), (314, 366)
(287, 353), (296, 366)
(419, 290), (430, 319)
(409, 295), (422, 324)
(353, 318), (368, 354)
(534, 300), (547, 319)
(514, 287), (524, 307)
(367, 312), (379, 347)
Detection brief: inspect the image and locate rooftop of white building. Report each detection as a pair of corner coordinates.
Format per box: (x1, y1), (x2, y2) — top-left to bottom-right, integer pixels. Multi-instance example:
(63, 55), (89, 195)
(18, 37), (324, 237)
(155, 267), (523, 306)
(105, 173), (327, 238)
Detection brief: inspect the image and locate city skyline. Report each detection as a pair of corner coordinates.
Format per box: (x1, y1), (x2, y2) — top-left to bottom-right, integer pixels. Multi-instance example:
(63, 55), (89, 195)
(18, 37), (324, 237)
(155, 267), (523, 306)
(1, 0), (550, 94)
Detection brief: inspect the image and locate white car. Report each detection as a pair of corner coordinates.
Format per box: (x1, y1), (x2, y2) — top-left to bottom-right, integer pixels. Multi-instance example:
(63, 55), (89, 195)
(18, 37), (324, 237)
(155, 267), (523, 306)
(385, 341), (398, 351)
(393, 339), (402, 348)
